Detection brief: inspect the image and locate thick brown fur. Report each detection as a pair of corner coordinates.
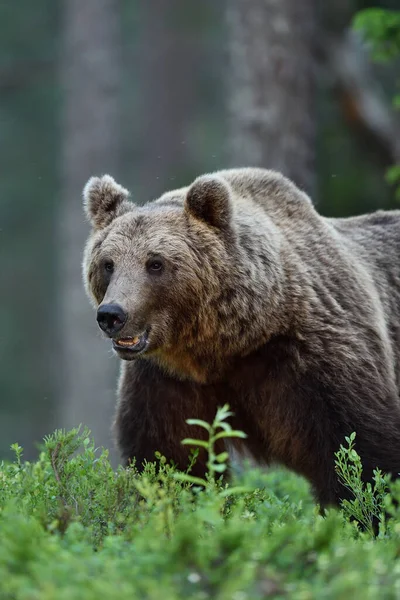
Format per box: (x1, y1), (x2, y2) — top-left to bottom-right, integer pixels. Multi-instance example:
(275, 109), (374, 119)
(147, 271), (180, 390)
(83, 168), (400, 508)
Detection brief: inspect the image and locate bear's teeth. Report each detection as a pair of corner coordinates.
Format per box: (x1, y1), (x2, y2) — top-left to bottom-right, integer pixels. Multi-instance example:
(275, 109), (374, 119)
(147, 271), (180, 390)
(116, 337), (140, 347)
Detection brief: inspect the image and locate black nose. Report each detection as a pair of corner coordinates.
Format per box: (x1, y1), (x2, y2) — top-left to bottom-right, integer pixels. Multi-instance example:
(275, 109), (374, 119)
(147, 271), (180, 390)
(96, 304), (127, 336)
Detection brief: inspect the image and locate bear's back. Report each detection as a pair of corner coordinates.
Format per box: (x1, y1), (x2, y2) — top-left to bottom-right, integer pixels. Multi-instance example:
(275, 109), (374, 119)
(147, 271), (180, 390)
(328, 212), (400, 393)
(331, 211), (400, 293)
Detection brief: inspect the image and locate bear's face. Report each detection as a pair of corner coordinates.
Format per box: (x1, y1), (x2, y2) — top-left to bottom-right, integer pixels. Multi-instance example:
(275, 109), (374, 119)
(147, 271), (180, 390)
(83, 174), (242, 381)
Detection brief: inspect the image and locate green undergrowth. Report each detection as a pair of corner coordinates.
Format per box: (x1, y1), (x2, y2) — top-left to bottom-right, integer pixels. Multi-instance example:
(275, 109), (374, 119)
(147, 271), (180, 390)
(2, 408), (400, 599)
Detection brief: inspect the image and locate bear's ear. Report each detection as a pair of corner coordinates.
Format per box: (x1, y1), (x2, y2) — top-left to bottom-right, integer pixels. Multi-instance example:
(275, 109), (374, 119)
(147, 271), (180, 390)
(185, 175), (232, 230)
(83, 175), (131, 229)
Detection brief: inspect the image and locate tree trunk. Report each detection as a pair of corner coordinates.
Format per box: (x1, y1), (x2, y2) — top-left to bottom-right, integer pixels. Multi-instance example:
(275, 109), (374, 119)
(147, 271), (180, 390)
(57, 0), (121, 460)
(132, 0), (203, 202)
(226, 0), (317, 195)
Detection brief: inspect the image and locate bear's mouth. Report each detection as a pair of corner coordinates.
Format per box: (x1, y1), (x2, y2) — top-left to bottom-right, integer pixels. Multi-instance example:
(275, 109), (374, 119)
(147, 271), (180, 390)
(112, 330), (149, 357)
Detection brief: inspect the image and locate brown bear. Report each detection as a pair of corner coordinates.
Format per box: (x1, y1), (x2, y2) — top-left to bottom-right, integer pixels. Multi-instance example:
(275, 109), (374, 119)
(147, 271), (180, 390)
(82, 168), (400, 509)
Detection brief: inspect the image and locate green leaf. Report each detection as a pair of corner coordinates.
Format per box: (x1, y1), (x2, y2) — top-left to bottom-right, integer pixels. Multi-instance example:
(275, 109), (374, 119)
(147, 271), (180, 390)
(215, 452), (229, 463)
(393, 95), (400, 110)
(219, 486), (252, 497)
(217, 422), (232, 432)
(186, 419), (211, 432)
(214, 430), (247, 441)
(211, 463), (227, 473)
(173, 473), (206, 486)
(386, 165), (400, 184)
(181, 438), (209, 449)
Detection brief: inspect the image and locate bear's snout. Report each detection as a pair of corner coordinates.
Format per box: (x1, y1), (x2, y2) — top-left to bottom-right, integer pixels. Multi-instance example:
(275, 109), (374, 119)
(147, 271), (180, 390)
(97, 303), (127, 337)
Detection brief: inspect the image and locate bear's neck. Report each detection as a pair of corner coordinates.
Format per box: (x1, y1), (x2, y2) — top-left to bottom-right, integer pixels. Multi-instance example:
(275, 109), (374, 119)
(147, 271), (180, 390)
(151, 292), (302, 386)
(151, 348), (216, 384)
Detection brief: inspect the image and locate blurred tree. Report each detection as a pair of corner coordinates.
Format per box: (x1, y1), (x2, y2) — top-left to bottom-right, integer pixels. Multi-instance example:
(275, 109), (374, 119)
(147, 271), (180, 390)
(0, 0), (58, 459)
(121, 0), (226, 202)
(132, 0), (199, 201)
(57, 0), (122, 460)
(226, 0), (317, 195)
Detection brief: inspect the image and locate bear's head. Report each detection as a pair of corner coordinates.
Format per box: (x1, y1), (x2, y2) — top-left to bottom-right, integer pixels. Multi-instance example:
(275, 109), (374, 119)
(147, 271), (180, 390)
(82, 172), (286, 382)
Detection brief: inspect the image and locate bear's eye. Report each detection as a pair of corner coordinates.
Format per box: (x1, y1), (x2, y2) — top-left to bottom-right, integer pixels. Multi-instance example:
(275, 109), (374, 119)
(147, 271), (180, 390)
(104, 260), (114, 274)
(146, 257), (164, 274)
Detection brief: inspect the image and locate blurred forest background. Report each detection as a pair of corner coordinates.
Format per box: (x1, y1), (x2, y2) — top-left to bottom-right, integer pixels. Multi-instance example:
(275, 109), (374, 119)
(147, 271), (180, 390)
(1, 0), (399, 462)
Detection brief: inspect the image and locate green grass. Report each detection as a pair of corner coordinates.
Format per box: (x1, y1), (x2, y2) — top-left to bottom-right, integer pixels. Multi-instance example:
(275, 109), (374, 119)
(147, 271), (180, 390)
(2, 409), (400, 599)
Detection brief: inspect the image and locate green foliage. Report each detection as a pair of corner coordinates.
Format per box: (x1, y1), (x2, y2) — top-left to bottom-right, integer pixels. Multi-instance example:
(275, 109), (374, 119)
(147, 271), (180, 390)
(0, 0), (59, 460)
(4, 413), (400, 597)
(354, 9), (400, 62)
(354, 7), (400, 112)
(334, 432), (390, 535)
(174, 404), (248, 495)
(386, 165), (400, 201)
